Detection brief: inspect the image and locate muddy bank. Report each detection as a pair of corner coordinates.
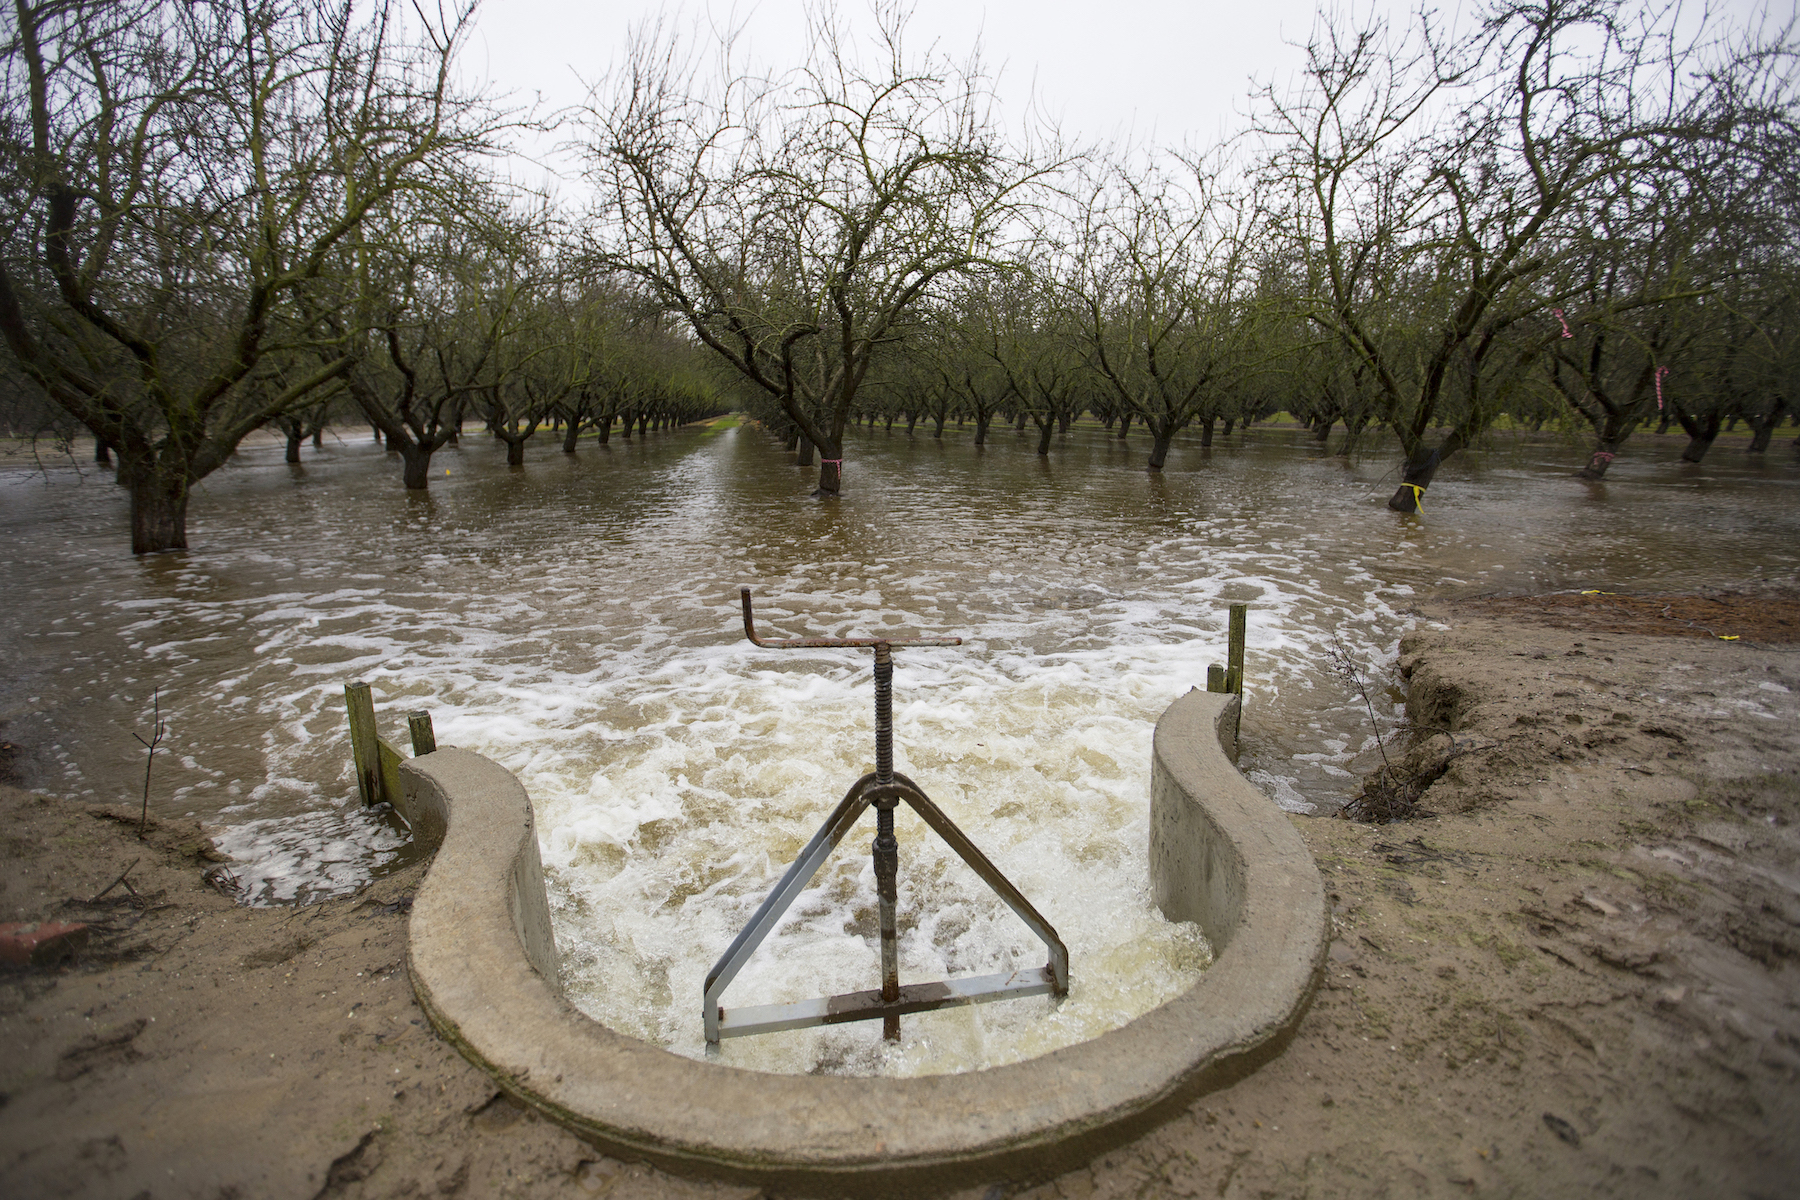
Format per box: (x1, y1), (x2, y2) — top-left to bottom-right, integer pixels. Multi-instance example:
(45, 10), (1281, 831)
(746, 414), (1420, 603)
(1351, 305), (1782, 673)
(4, 592), (1798, 1198)
(0, 794), (754, 1200)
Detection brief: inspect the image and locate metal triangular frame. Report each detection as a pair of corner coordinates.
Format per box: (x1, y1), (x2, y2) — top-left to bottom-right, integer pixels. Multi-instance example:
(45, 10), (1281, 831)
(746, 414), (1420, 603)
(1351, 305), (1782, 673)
(703, 590), (1069, 1048)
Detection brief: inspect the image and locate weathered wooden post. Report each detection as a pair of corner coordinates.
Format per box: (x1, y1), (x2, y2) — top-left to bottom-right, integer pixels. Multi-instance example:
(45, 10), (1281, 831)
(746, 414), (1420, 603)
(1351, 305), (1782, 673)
(1227, 604), (1247, 695)
(1207, 664), (1228, 693)
(407, 711), (437, 756)
(346, 683), (417, 806)
(345, 682), (381, 806)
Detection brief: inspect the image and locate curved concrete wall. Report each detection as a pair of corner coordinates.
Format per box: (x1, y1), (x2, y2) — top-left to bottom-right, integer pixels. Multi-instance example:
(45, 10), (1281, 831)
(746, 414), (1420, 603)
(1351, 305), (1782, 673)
(397, 688), (1326, 1196)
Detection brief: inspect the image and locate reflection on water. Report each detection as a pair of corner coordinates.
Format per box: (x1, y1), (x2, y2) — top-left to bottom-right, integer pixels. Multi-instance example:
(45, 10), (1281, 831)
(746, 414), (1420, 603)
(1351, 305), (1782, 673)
(2, 422), (1795, 1072)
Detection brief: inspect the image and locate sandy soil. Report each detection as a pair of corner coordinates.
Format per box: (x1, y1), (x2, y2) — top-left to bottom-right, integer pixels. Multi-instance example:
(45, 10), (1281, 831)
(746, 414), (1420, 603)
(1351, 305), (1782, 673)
(3, 592), (1797, 1199)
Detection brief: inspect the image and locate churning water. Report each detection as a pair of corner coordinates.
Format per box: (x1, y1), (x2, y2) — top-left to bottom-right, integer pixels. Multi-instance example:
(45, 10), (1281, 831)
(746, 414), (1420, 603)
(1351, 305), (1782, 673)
(3, 420), (1796, 1074)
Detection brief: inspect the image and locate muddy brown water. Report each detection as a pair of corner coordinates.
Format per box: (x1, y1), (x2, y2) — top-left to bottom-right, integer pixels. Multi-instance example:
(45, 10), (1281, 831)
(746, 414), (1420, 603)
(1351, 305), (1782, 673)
(1, 421), (1796, 1071)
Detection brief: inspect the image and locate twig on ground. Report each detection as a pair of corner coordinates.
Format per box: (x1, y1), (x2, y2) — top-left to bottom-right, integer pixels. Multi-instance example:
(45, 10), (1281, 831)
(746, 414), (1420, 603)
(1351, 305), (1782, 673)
(90, 858), (141, 902)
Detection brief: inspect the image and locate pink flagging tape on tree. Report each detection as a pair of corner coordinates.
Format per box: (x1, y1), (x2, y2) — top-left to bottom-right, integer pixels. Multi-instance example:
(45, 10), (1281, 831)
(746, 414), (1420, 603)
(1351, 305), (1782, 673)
(1655, 366), (1669, 410)
(1554, 309), (1572, 338)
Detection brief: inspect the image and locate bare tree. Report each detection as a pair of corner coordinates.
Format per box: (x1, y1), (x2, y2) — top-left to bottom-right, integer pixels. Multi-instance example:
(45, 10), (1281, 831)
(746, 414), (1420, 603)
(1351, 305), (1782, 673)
(1062, 152), (1265, 470)
(578, 3), (1060, 496)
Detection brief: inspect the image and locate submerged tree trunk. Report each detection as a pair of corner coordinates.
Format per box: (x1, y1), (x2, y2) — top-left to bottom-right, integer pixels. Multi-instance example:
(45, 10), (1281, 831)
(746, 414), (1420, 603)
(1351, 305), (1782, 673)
(126, 468), (190, 555)
(285, 431), (304, 463)
(973, 411), (992, 446)
(796, 435), (815, 466)
(1198, 417), (1216, 448)
(1747, 399), (1788, 453)
(1578, 411), (1636, 480)
(815, 453), (842, 496)
(1146, 422), (1176, 470)
(1116, 413), (1132, 440)
(1386, 431), (1469, 513)
(562, 419), (582, 453)
(1578, 442), (1622, 479)
(1677, 408), (1721, 463)
(1034, 416), (1053, 456)
(399, 443), (437, 490)
(1221, 418), (1235, 437)
(94, 435), (111, 466)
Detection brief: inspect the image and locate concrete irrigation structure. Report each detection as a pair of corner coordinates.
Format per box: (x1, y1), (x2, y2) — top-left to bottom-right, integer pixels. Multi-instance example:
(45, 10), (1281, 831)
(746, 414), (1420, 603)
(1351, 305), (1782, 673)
(396, 689), (1328, 1196)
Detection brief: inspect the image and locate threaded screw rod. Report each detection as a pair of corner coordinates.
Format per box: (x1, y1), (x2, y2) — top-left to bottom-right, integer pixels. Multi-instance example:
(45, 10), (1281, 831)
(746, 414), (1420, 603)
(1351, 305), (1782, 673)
(872, 642), (901, 1040)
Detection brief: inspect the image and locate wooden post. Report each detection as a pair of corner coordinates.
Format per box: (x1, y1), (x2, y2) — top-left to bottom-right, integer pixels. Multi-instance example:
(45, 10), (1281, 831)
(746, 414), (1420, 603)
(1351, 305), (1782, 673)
(345, 682), (380, 806)
(407, 711), (437, 756)
(1227, 604), (1248, 695)
(378, 738), (405, 810)
(1207, 664), (1227, 693)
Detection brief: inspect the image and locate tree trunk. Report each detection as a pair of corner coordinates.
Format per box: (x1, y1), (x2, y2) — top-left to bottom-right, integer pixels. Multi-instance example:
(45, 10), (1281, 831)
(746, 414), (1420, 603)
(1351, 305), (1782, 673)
(400, 443), (435, 490)
(597, 414), (613, 445)
(932, 414), (945, 438)
(1199, 417), (1215, 448)
(815, 454), (842, 496)
(1386, 432), (1467, 513)
(797, 435), (815, 466)
(1035, 418), (1053, 456)
(312, 427), (323, 449)
(1577, 412), (1633, 480)
(562, 420), (581, 453)
(94, 435), (111, 466)
(1747, 399), (1788, 453)
(504, 436), (526, 467)
(1146, 423), (1175, 470)
(973, 411), (992, 446)
(1677, 408), (1720, 463)
(1117, 413), (1132, 440)
(1221, 418), (1234, 437)
(128, 470), (190, 555)
(905, 412), (917, 436)
(1577, 443), (1621, 479)
(637, 413), (650, 437)
(285, 431), (303, 463)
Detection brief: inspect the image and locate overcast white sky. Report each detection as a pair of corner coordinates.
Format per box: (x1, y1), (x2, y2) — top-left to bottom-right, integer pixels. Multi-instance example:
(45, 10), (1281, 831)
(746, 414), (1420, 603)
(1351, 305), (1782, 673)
(461, 0), (1340, 185)
(461, 0), (1791, 189)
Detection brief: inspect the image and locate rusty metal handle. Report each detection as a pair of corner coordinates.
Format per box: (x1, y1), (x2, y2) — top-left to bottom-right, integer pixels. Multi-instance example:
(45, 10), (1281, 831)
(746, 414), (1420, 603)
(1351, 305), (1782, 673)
(739, 587), (962, 650)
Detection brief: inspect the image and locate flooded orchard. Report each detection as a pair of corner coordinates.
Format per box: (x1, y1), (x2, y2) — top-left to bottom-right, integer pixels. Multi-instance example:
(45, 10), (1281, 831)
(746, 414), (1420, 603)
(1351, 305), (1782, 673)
(3, 422), (1796, 1075)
